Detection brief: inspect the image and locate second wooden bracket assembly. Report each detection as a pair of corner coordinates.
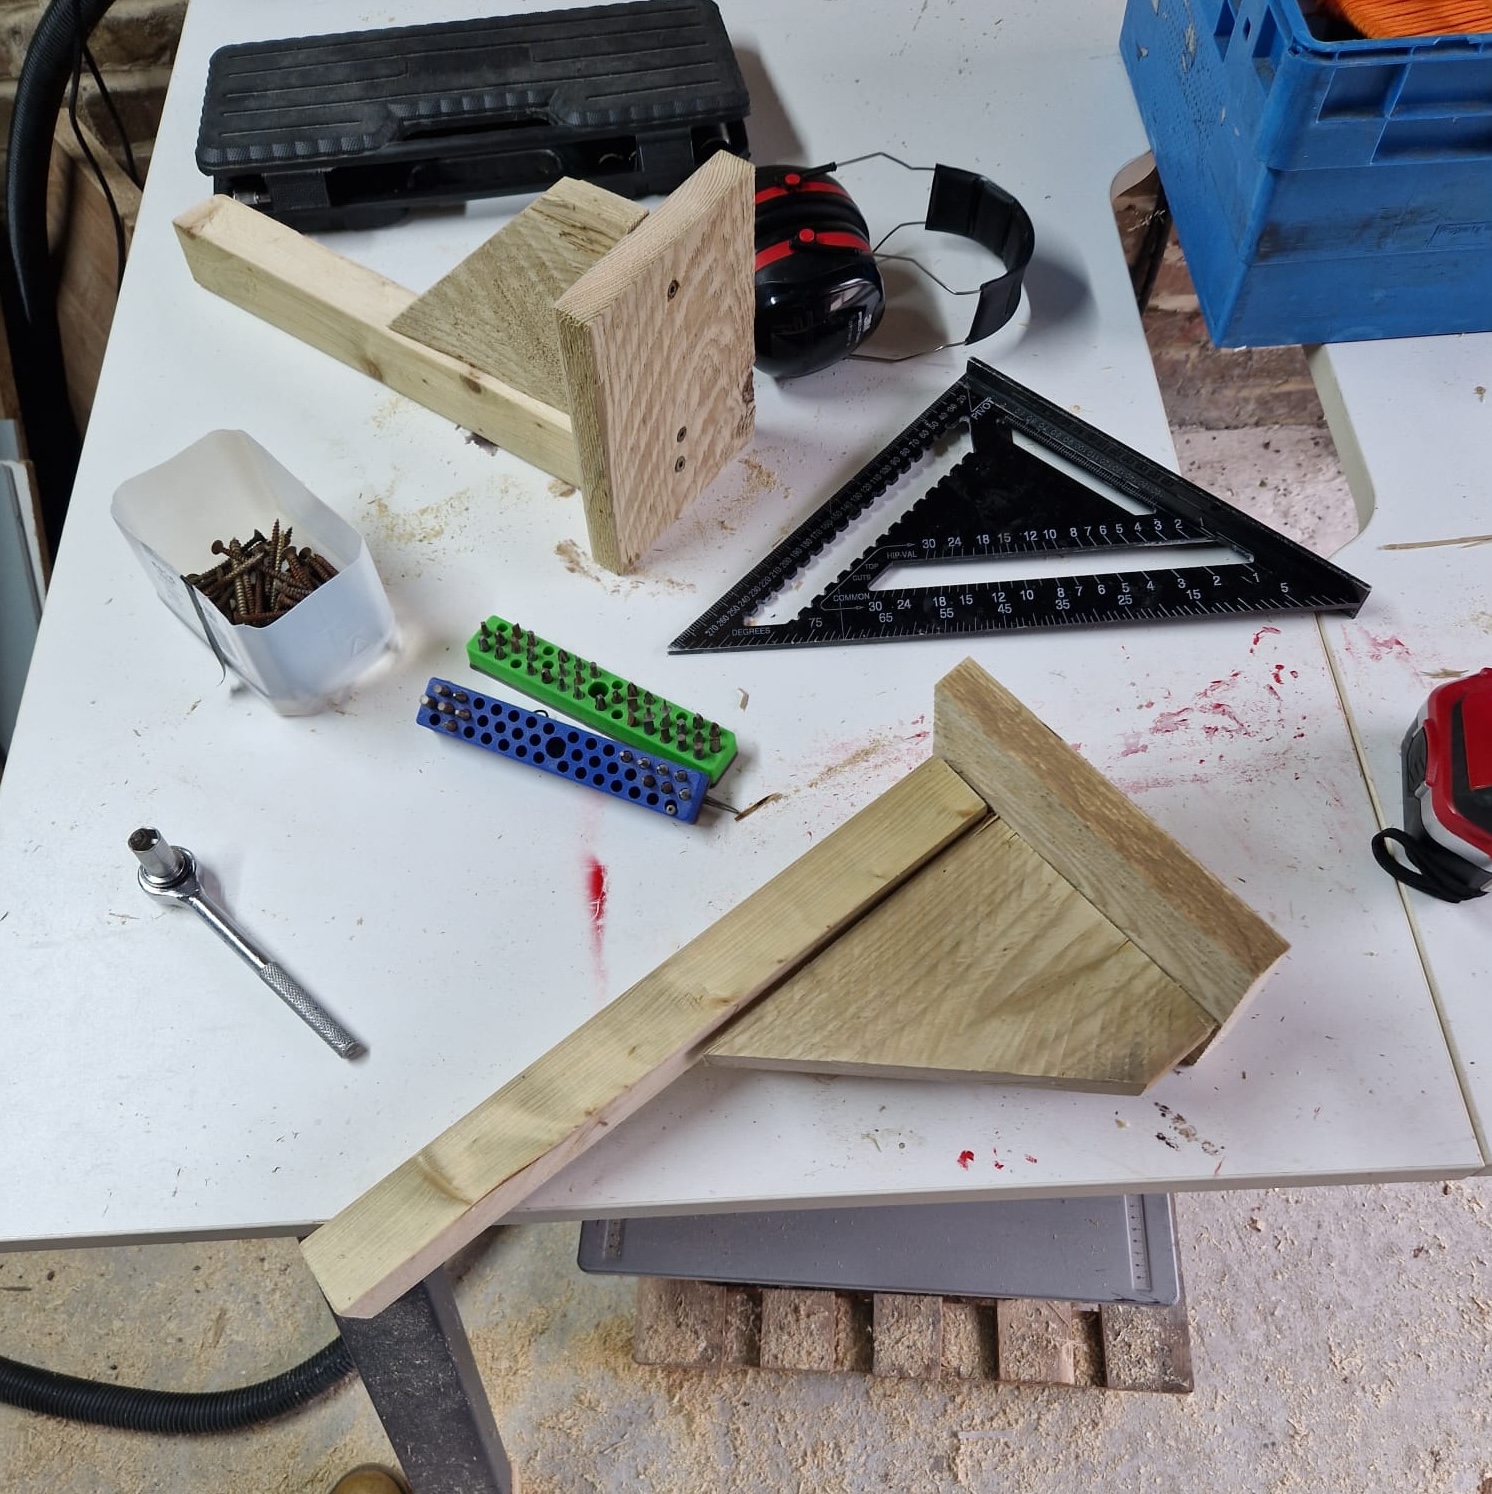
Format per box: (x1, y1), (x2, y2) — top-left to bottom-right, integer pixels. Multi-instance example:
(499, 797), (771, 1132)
(173, 151), (756, 574)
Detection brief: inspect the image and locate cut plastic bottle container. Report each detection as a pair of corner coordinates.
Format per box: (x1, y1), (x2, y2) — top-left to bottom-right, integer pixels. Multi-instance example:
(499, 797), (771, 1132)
(111, 431), (397, 715)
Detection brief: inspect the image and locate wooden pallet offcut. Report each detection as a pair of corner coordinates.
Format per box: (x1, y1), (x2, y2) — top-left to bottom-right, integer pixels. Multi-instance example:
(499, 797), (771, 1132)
(632, 1279), (1193, 1394)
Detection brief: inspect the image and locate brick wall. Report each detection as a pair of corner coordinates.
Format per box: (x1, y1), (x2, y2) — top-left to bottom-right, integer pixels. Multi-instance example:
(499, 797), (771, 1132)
(0, 0), (185, 185)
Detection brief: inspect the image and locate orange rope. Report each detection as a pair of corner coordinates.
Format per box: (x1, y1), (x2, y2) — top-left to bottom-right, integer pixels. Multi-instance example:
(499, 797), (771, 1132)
(1318, 0), (1492, 37)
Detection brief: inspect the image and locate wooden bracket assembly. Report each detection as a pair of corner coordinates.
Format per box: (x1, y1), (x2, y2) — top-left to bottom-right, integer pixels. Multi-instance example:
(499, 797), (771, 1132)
(302, 660), (1286, 1319)
(173, 151), (756, 573)
(709, 657), (1289, 1089)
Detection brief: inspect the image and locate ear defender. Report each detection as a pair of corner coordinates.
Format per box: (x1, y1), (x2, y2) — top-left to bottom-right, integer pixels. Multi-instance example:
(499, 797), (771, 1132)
(752, 165), (886, 379)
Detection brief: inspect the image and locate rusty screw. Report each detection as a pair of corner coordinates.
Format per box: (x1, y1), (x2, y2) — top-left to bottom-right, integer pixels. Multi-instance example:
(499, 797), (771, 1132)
(188, 523), (340, 628)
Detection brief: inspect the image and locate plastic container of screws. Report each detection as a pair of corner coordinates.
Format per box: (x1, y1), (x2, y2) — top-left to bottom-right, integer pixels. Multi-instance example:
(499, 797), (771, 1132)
(111, 431), (396, 714)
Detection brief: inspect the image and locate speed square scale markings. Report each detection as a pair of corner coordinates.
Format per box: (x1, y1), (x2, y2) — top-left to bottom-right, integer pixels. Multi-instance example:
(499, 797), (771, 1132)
(671, 359), (1370, 653)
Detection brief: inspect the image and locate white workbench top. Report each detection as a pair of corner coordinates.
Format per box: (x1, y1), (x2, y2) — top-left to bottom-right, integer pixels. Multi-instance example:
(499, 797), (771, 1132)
(1312, 334), (1492, 1166)
(0, 0), (1482, 1249)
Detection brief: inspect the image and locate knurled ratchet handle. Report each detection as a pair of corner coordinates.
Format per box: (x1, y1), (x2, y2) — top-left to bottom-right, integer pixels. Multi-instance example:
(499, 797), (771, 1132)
(259, 963), (366, 1060)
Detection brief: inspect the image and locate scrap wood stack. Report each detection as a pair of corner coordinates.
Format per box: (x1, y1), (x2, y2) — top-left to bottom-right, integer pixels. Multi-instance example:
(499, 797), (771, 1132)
(632, 1280), (1194, 1394)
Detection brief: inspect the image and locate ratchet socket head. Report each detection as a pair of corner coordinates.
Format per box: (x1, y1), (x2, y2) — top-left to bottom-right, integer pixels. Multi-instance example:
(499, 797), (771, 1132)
(128, 827), (191, 889)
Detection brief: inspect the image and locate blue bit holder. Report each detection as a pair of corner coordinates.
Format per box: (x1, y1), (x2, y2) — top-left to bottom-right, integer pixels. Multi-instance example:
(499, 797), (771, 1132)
(416, 677), (707, 824)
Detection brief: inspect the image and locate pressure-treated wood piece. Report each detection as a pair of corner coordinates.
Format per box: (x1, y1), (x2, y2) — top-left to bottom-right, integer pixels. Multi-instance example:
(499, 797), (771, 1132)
(555, 149), (755, 573)
(872, 1294), (944, 1379)
(175, 158), (755, 572)
(933, 658), (1289, 1030)
(633, 1277), (727, 1370)
(996, 1298), (1077, 1385)
(708, 815), (1215, 1093)
(632, 1279), (759, 1371)
(302, 758), (987, 1318)
(173, 195), (581, 487)
(759, 1289), (869, 1373)
(940, 1300), (996, 1380)
(390, 179), (647, 409)
(1100, 1298), (1194, 1392)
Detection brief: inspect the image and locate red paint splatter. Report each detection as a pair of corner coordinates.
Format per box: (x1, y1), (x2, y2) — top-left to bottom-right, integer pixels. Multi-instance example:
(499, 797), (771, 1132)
(1024, 1154), (1039, 1164)
(993, 1160), (1006, 1171)
(1272, 663), (1286, 684)
(1365, 633), (1410, 662)
(1147, 673), (1250, 741)
(992, 1147), (1005, 1171)
(1213, 1157), (1226, 1177)
(957, 1149), (975, 1170)
(1251, 626), (1281, 649)
(1198, 702), (1247, 738)
(1119, 731), (1150, 758)
(584, 855), (608, 959)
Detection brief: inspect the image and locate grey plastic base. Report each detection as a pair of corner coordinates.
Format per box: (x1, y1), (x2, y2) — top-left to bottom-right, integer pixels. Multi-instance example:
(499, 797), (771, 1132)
(578, 1194), (1178, 1305)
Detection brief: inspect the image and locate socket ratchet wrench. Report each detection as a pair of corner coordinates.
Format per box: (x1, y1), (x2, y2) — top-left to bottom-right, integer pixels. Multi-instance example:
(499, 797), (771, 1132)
(128, 827), (365, 1059)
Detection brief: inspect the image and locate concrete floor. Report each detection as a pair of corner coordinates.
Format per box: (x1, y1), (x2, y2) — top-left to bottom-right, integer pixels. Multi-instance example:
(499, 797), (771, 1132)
(7, 1180), (1492, 1493)
(6, 241), (1486, 1493)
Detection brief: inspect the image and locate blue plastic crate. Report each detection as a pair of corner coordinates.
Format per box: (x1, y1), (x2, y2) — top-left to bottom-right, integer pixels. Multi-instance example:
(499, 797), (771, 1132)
(1121, 0), (1492, 345)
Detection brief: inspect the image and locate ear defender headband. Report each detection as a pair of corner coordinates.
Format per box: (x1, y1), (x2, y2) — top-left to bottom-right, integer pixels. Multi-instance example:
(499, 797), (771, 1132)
(752, 155), (1036, 379)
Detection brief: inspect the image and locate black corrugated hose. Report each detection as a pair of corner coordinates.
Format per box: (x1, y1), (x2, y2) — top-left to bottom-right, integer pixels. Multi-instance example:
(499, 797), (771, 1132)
(3, 0), (364, 1442)
(4, 0), (113, 556)
(0, 1339), (356, 1434)
(4, 0), (364, 1439)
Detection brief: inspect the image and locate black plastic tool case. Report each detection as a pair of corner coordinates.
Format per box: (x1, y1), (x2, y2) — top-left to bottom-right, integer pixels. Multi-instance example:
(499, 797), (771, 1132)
(195, 0), (750, 231)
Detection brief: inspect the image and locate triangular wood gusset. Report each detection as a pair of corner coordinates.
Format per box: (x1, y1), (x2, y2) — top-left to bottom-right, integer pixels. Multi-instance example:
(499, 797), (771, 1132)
(710, 657), (1288, 1090)
(303, 659), (1287, 1319)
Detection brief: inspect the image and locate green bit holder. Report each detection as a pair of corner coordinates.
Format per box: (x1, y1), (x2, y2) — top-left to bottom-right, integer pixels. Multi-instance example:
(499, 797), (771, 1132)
(467, 615), (738, 784)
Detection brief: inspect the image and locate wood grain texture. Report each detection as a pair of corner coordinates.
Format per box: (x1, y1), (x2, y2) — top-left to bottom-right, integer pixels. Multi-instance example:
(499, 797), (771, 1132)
(302, 758), (987, 1318)
(632, 1280), (759, 1370)
(627, 1281), (1187, 1391)
(759, 1289), (869, 1373)
(872, 1294), (944, 1379)
(172, 196), (580, 486)
(1100, 1298), (1194, 1392)
(996, 1298), (1076, 1385)
(390, 178), (647, 409)
(633, 1278), (726, 1370)
(708, 816), (1215, 1093)
(555, 150), (755, 573)
(933, 658), (1288, 1028)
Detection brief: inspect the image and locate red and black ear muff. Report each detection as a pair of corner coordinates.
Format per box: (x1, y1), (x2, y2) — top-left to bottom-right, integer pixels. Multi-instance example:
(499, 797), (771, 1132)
(752, 165), (885, 379)
(753, 167), (876, 270)
(752, 159), (1037, 380)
